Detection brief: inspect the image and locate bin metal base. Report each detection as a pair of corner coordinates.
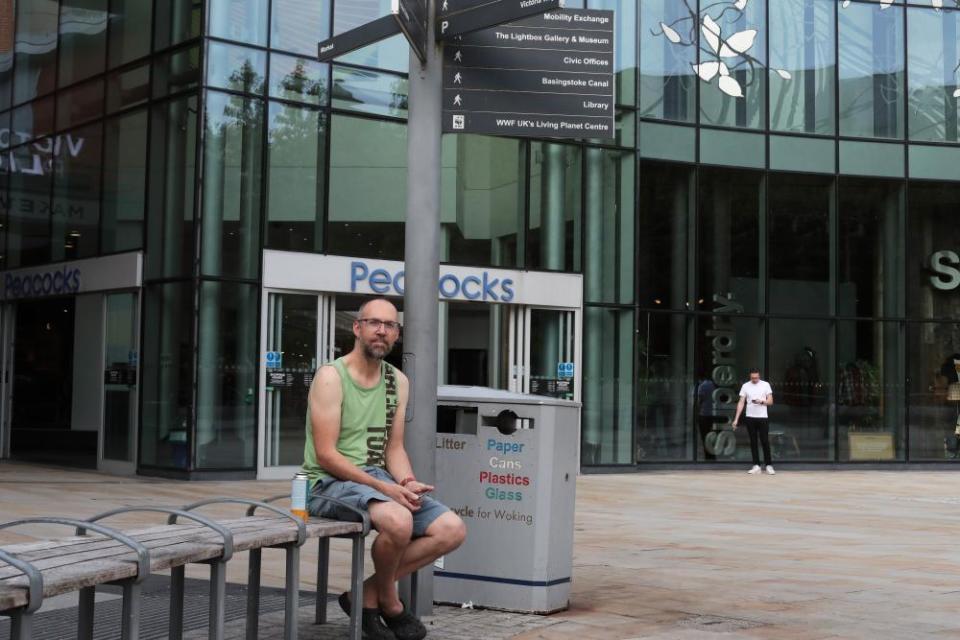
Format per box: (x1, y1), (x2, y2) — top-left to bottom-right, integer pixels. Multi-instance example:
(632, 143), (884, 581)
(434, 574), (569, 614)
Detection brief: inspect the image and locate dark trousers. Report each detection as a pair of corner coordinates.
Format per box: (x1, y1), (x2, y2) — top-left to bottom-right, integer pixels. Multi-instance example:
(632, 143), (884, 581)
(745, 417), (771, 466)
(698, 415), (716, 460)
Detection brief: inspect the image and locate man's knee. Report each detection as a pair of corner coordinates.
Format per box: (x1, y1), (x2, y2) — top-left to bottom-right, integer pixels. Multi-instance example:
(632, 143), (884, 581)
(370, 502), (414, 540)
(427, 512), (467, 552)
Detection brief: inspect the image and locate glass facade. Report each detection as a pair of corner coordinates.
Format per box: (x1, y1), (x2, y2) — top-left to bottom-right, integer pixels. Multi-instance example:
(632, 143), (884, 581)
(4, 0), (960, 475)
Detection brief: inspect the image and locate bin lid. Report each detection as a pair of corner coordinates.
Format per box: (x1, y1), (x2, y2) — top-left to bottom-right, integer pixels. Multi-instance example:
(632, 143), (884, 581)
(437, 385), (581, 408)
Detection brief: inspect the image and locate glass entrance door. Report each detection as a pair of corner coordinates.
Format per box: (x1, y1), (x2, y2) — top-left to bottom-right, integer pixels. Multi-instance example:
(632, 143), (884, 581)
(260, 292), (335, 478)
(506, 306), (579, 401)
(100, 292), (139, 474)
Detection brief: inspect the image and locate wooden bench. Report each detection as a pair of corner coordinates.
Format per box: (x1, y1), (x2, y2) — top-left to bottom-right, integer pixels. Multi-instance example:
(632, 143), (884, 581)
(0, 496), (369, 640)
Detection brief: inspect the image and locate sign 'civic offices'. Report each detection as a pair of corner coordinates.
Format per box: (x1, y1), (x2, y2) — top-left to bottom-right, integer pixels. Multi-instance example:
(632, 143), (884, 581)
(442, 9), (615, 138)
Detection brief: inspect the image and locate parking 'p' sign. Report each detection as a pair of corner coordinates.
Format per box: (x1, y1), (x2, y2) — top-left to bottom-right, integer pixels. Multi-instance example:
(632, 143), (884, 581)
(265, 351), (283, 369)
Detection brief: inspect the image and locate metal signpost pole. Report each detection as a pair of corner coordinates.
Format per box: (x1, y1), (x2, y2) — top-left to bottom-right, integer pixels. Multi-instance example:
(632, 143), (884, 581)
(401, 0), (441, 618)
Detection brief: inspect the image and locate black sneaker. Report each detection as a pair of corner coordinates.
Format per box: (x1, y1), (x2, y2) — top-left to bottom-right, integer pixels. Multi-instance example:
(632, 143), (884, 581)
(338, 592), (397, 640)
(382, 607), (427, 640)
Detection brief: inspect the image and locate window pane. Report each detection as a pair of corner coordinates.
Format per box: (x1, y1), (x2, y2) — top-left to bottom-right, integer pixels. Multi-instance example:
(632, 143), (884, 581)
(639, 0), (695, 122)
(907, 7), (960, 143)
(140, 282), (194, 469)
(196, 281), (257, 469)
(584, 147), (633, 304)
(327, 115), (406, 259)
(440, 134), (522, 268)
(638, 311), (693, 461)
(837, 320), (903, 461)
(334, 0), (407, 73)
(102, 109), (147, 253)
(154, 0), (201, 50)
(266, 102), (324, 252)
(838, 177), (904, 318)
(591, 0), (635, 107)
(146, 96), (198, 278)
(12, 97), (54, 143)
(271, 0), (330, 56)
(56, 78), (104, 130)
(153, 45), (201, 97)
(200, 91), (263, 279)
(6, 143), (52, 267)
(209, 0), (267, 45)
(58, 0), (108, 87)
(699, 0), (767, 129)
(207, 42), (266, 95)
(768, 319), (832, 460)
(698, 167), (762, 314)
(769, 0), (836, 134)
(839, 2), (904, 139)
(769, 173), (832, 316)
(0, 2), (14, 112)
(52, 122), (101, 261)
(582, 306), (633, 465)
(528, 142), (580, 272)
(106, 64), (150, 113)
(331, 66), (408, 118)
(269, 54), (327, 105)
(109, 0), (153, 67)
(14, 0), (58, 104)
(908, 322), (960, 461)
(638, 160), (691, 310)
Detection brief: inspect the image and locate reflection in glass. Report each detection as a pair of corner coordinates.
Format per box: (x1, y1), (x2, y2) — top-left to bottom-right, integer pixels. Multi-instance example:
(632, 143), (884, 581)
(332, 67), (408, 118)
(56, 78), (104, 130)
(7, 144), (52, 267)
(768, 173), (832, 316)
(638, 311), (691, 461)
(584, 147), (633, 304)
(51, 122), (101, 261)
(591, 0), (636, 107)
(271, 0), (331, 56)
(103, 292), (138, 463)
(154, 0), (201, 51)
(0, 0), (12, 112)
(146, 96), (198, 278)
(698, 167), (762, 314)
(141, 282), (193, 469)
(14, 0), (58, 104)
(201, 91), (263, 279)
(266, 101), (325, 252)
(196, 281), (258, 469)
(440, 135), (522, 268)
(107, 64), (150, 113)
(102, 109), (147, 253)
(582, 306), (633, 465)
(838, 2), (904, 138)
(58, 0), (108, 87)
(12, 98), (55, 143)
(908, 322), (960, 461)
(769, 0), (835, 134)
(209, 0), (267, 45)
(108, 0), (153, 67)
(270, 54), (328, 105)
(909, 181), (960, 321)
(837, 320), (903, 461)
(638, 161), (691, 310)
(528, 142), (580, 272)
(907, 7), (960, 142)
(153, 46), (201, 97)
(639, 0), (695, 121)
(768, 319), (831, 460)
(334, 0), (407, 73)
(207, 42), (266, 95)
(327, 115), (406, 259)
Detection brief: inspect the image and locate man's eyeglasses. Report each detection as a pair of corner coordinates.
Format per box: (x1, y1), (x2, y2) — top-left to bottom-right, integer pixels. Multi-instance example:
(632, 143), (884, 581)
(357, 318), (401, 332)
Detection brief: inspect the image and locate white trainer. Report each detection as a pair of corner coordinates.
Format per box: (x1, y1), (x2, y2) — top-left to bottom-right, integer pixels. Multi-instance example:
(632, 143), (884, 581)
(747, 465), (761, 474)
(766, 465), (776, 475)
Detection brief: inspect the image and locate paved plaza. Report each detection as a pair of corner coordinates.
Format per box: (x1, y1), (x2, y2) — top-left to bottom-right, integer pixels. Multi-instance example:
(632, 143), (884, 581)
(1, 462), (958, 639)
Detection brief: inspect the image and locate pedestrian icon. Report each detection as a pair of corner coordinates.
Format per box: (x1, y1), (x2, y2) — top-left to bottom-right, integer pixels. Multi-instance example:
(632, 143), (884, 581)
(454, 50), (462, 62)
(453, 94), (462, 106)
(454, 72), (462, 84)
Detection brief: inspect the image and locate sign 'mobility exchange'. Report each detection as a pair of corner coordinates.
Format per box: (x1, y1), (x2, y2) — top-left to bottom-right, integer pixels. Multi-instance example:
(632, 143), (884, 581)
(443, 8), (615, 139)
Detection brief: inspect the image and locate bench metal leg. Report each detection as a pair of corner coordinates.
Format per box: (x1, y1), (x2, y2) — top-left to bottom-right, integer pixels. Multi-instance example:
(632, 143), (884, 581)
(78, 585), (95, 640)
(169, 565), (185, 640)
(284, 544), (300, 640)
(9, 611), (33, 640)
(246, 548), (262, 640)
(315, 537), (329, 624)
(209, 560), (227, 640)
(350, 534), (364, 640)
(120, 580), (142, 640)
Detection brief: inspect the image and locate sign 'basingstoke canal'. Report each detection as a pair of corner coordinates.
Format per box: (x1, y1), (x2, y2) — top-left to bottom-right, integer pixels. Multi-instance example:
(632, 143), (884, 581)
(442, 8), (615, 139)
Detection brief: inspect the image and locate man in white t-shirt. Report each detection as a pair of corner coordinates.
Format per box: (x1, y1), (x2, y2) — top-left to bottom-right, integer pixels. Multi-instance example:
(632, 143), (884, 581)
(732, 369), (775, 475)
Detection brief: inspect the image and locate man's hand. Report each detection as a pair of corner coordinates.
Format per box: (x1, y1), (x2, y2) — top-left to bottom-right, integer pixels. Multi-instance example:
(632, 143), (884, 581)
(732, 420), (738, 431)
(379, 482), (422, 511)
(406, 480), (434, 496)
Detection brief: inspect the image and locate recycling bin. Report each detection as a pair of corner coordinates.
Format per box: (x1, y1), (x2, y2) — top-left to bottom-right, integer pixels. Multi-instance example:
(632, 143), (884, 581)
(433, 385), (581, 614)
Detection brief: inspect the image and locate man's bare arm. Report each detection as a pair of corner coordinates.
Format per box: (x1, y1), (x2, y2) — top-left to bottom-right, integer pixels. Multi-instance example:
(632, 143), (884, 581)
(732, 396), (746, 428)
(384, 372), (434, 497)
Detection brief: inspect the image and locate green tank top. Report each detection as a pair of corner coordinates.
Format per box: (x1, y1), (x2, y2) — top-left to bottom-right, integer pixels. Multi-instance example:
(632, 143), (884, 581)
(302, 357), (399, 485)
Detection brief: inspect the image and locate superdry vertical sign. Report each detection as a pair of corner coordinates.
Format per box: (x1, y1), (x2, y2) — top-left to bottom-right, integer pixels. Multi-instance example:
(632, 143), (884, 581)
(442, 9), (615, 139)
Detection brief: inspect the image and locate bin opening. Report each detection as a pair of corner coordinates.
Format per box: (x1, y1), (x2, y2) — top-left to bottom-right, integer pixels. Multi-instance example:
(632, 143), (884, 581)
(437, 405), (478, 434)
(481, 409), (534, 435)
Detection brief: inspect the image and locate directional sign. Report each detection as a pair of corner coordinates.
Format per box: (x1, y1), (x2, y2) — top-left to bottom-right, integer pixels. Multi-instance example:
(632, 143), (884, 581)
(443, 8), (615, 139)
(436, 0), (562, 40)
(394, 0), (428, 63)
(318, 15), (401, 63)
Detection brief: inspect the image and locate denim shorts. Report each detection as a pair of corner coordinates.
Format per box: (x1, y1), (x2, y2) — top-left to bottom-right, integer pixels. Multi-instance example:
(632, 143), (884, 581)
(308, 466), (450, 538)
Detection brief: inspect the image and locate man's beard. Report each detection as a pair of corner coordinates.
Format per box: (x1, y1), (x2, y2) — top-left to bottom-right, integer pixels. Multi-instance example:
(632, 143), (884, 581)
(362, 339), (394, 360)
